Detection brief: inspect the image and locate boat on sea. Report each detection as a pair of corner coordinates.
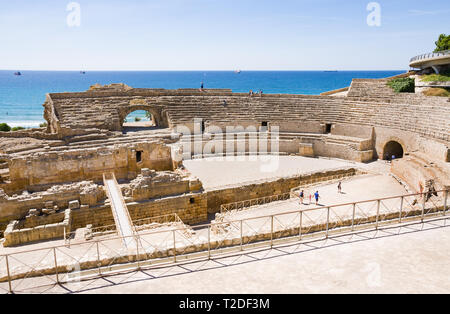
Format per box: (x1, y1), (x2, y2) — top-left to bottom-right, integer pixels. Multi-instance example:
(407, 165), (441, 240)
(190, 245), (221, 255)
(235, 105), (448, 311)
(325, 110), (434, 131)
(235, 70), (241, 74)
(80, 71), (86, 74)
(14, 72), (22, 76)
(324, 70), (338, 72)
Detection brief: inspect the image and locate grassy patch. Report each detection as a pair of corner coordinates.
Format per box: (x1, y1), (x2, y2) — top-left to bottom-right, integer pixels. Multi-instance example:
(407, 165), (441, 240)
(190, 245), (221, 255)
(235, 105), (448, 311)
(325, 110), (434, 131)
(423, 88), (450, 97)
(387, 78), (415, 93)
(420, 71), (450, 82)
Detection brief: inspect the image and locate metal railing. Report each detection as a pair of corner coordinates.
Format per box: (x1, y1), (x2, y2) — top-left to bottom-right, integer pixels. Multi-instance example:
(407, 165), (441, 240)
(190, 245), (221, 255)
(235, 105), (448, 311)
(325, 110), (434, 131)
(0, 189), (448, 294)
(220, 193), (292, 213)
(133, 214), (182, 230)
(410, 50), (450, 63)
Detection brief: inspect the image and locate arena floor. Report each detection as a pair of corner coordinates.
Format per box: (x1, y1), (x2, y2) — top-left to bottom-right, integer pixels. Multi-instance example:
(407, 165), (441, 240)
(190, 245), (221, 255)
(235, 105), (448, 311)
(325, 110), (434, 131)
(217, 173), (409, 222)
(183, 156), (366, 190)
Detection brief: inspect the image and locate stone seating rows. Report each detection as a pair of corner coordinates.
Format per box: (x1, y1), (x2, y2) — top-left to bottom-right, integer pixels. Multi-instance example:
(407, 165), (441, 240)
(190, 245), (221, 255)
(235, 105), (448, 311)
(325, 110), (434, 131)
(48, 91), (450, 144)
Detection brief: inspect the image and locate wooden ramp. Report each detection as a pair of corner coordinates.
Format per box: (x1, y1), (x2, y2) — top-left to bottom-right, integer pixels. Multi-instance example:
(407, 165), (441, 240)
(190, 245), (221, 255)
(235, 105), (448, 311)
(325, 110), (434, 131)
(103, 173), (136, 249)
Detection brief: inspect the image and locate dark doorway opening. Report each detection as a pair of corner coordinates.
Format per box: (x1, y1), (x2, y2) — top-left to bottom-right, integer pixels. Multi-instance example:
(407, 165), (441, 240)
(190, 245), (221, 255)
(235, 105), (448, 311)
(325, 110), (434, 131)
(201, 121), (206, 133)
(383, 141), (404, 160)
(136, 151), (143, 163)
(325, 124), (332, 134)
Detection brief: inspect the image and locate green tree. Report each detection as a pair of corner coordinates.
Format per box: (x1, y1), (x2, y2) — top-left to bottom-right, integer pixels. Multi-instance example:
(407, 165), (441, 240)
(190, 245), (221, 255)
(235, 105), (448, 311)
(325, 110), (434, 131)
(434, 34), (450, 52)
(0, 123), (11, 132)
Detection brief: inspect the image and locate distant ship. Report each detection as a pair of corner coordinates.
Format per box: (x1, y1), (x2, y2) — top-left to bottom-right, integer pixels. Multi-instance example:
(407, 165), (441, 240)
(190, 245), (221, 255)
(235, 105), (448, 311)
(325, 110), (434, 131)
(14, 72), (22, 76)
(235, 70), (241, 74)
(324, 70), (338, 72)
(80, 71), (86, 74)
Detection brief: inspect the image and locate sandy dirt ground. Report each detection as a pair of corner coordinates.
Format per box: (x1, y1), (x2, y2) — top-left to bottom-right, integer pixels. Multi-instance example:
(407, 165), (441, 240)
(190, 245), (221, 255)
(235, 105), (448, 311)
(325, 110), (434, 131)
(183, 156), (362, 190)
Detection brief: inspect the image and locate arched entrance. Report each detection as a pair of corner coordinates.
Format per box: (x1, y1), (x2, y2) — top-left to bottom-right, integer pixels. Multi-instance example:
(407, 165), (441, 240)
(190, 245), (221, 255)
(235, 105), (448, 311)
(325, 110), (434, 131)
(383, 141), (404, 160)
(119, 104), (167, 132)
(123, 110), (156, 127)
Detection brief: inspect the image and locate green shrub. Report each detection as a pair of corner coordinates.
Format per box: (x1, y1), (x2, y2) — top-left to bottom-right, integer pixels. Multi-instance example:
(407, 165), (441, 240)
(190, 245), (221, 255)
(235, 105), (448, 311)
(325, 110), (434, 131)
(135, 117), (141, 122)
(420, 71), (450, 82)
(387, 78), (415, 93)
(0, 123), (11, 132)
(39, 122), (48, 128)
(11, 126), (25, 131)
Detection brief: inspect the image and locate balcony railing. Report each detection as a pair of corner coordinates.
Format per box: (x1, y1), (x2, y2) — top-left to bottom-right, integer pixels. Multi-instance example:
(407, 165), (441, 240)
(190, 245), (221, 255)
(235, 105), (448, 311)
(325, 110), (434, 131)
(410, 50), (450, 63)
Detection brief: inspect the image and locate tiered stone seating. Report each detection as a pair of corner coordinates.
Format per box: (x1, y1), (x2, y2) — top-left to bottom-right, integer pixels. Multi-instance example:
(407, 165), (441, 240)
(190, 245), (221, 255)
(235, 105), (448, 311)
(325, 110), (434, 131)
(347, 79), (396, 98)
(44, 87), (450, 155)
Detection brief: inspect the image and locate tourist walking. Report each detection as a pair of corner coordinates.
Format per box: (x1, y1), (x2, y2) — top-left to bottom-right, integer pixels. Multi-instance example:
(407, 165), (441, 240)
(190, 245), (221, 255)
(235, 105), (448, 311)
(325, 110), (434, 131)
(200, 81), (204, 91)
(299, 190), (305, 205)
(314, 191), (320, 205)
(338, 182), (342, 194)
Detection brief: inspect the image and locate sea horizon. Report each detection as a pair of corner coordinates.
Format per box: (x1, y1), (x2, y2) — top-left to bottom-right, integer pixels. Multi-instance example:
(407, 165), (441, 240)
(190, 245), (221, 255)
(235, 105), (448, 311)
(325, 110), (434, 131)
(0, 70), (406, 128)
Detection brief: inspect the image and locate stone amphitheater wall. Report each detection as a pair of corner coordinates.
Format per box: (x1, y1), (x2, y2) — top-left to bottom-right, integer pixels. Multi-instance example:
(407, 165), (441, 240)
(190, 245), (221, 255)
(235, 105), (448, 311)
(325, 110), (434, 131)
(0, 182), (105, 224)
(71, 193), (208, 229)
(206, 167), (358, 214)
(331, 123), (374, 139)
(373, 127), (449, 161)
(5, 142), (173, 193)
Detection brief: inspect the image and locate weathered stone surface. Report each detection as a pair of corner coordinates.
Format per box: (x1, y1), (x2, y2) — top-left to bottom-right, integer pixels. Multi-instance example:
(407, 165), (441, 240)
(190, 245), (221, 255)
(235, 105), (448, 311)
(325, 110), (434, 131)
(69, 200), (80, 210)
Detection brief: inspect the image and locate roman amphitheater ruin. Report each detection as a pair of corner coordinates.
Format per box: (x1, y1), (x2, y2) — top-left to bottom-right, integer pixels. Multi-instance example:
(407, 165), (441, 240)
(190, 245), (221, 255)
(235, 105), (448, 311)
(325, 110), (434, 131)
(0, 73), (449, 293)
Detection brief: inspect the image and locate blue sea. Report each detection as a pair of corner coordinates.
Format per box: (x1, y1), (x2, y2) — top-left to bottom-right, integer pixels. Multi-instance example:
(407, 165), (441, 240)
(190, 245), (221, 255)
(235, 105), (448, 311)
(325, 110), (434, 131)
(0, 70), (404, 128)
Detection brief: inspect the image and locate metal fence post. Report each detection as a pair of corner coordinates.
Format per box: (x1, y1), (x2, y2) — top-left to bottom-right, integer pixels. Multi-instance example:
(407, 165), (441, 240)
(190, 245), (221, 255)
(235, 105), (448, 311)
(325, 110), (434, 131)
(5, 255), (12, 294)
(136, 235), (140, 271)
(399, 196), (404, 223)
(422, 193), (426, 222)
(299, 211), (303, 241)
(444, 190), (448, 227)
(351, 204), (356, 231)
(326, 208), (330, 238)
(375, 200), (380, 229)
(208, 226), (211, 260)
(443, 190), (448, 216)
(270, 216), (274, 248)
(240, 220), (243, 251)
(173, 230), (177, 263)
(96, 241), (101, 276)
(53, 248), (59, 284)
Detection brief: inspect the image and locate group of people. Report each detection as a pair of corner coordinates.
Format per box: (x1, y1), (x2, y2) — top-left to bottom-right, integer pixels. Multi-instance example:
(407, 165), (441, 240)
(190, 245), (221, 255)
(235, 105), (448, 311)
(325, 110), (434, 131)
(249, 90), (263, 96)
(298, 182), (344, 207)
(298, 190), (321, 206)
(199, 82), (264, 97)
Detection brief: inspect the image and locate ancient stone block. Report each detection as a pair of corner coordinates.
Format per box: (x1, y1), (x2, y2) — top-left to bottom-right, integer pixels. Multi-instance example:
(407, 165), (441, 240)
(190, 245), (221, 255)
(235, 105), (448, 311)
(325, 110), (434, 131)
(69, 200), (80, 210)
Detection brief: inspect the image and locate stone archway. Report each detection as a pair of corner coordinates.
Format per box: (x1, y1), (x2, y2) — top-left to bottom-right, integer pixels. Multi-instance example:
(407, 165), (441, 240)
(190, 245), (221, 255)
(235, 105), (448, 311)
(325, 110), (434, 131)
(383, 141), (404, 160)
(118, 100), (168, 131)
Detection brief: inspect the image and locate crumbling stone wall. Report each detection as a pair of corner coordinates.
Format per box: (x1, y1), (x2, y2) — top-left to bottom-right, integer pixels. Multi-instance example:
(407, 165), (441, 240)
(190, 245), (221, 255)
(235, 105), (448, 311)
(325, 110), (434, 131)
(0, 181), (104, 224)
(3, 209), (72, 247)
(126, 169), (203, 201)
(6, 141), (173, 193)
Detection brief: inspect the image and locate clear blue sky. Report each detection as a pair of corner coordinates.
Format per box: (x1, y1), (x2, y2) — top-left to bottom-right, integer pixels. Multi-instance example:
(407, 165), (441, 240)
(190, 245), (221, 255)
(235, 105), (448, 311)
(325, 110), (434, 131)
(0, 0), (448, 70)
